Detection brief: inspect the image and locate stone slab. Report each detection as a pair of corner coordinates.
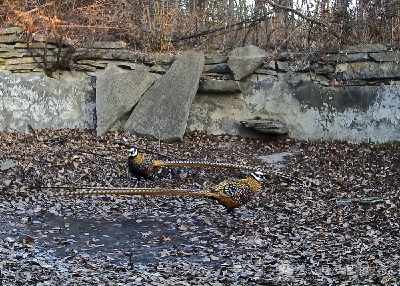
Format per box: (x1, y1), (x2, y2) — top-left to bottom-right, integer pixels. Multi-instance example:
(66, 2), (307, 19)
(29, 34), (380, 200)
(203, 63), (231, 74)
(241, 119), (289, 134)
(369, 52), (400, 63)
(342, 44), (387, 53)
(204, 54), (228, 64)
(227, 45), (268, 80)
(198, 80), (241, 93)
(92, 41), (127, 49)
(124, 51), (205, 141)
(0, 27), (24, 35)
(96, 64), (155, 136)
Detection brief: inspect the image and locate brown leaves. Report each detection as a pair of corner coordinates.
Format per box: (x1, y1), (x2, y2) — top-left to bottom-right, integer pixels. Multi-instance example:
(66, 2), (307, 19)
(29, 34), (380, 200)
(0, 129), (399, 284)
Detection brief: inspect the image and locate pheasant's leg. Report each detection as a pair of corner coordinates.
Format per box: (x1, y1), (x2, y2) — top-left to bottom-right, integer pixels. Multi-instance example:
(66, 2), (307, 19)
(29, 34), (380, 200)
(226, 214), (231, 227)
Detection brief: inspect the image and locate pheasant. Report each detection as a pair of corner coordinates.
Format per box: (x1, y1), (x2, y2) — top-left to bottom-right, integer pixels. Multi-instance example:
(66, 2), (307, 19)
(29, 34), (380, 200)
(47, 171), (265, 212)
(128, 148), (307, 188)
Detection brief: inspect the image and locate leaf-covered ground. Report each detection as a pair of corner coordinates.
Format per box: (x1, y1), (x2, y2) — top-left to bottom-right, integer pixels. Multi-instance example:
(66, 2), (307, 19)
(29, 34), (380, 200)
(0, 129), (399, 285)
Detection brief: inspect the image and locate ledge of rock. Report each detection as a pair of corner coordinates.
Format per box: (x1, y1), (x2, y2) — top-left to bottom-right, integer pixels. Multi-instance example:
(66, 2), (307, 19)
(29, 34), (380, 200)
(241, 119), (289, 135)
(198, 79), (241, 93)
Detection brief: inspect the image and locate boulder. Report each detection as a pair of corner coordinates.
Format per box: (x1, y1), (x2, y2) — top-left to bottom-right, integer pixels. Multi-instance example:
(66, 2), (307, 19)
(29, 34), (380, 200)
(227, 45), (268, 80)
(124, 51), (204, 141)
(96, 64), (155, 136)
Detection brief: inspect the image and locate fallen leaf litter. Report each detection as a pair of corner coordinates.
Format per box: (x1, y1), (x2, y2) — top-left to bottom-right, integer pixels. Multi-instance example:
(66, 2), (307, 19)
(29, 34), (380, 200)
(0, 129), (399, 285)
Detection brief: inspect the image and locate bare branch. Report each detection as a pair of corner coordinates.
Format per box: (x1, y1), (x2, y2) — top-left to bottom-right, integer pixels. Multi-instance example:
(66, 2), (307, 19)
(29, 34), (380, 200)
(264, 0), (347, 44)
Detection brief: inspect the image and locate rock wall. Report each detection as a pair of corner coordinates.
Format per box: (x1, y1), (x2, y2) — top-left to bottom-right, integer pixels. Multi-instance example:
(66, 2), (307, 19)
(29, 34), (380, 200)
(1, 27), (400, 142)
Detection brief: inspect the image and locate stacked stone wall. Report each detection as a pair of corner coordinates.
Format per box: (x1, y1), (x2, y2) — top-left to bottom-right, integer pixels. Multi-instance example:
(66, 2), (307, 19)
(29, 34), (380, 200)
(1, 27), (400, 142)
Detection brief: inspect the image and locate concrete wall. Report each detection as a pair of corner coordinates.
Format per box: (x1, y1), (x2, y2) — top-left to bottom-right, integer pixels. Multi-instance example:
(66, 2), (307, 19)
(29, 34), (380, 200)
(0, 71), (95, 132)
(189, 74), (400, 142)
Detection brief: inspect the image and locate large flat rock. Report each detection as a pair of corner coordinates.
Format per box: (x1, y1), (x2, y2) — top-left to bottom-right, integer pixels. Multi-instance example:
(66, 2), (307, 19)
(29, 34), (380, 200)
(96, 64), (155, 136)
(227, 45), (269, 80)
(124, 51), (204, 141)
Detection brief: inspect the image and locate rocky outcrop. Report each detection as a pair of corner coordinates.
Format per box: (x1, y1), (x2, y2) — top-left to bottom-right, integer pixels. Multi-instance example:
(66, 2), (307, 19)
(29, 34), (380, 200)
(124, 51), (205, 141)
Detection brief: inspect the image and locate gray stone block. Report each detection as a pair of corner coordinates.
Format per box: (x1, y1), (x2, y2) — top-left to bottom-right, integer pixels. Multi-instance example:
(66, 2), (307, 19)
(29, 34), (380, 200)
(92, 41), (127, 49)
(276, 61), (289, 72)
(290, 63), (310, 72)
(242, 119), (289, 135)
(342, 44), (387, 53)
(124, 51), (204, 141)
(254, 68), (278, 76)
(0, 27), (24, 35)
(369, 52), (400, 62)
(204, 54), (228, 64)
(0, 27), (26, 43)
(203, 63), (231, 74)
(198, 80), (241, 93)
(278, 52), (305, 61)
(227, 45), (268, 80)
(340, 53), (369, 62)
(96, 64), (155, 136)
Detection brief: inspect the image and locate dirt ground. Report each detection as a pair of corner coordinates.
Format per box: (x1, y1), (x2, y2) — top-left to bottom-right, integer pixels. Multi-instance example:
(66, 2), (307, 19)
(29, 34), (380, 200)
(1, 129), (399, 285)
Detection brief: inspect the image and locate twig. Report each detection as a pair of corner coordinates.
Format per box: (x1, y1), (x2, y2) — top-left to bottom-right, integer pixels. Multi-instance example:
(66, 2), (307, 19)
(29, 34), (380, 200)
(264, 0), (346, 44)
(67, 147), (106, 157)
(336, 197), (384, 206)
(173, 13), (272, 43)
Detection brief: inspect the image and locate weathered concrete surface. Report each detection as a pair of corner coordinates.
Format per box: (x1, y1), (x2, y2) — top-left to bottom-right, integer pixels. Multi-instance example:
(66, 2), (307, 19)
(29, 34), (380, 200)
(188, 73), (400, 143)
(187, 92), (255, 135)
(227, 45), (269, 80)
(124, 51), (205, 141)
(95, 64), (155, 136)
(0, 71), (95, 132)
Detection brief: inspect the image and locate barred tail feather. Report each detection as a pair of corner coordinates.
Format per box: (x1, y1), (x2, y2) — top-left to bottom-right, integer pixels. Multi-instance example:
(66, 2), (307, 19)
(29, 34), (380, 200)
(49, 186), (207, 197)
(157, 160), (307, 188)
(156, 160), (262, 172)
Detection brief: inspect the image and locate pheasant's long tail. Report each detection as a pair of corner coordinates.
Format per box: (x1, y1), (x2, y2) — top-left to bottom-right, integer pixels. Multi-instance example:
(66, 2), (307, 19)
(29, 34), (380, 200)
(157, 160), (308, 188)
(155, 160), (261, 172)
(39, 186), (209, 197)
